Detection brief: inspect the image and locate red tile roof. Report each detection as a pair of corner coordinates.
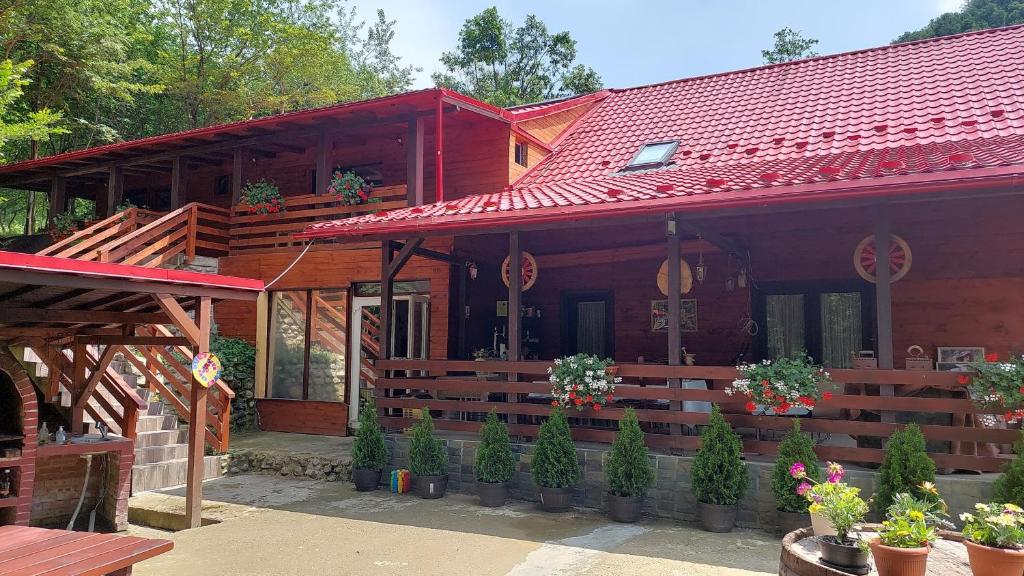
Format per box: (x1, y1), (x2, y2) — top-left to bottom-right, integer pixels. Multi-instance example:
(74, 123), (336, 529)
(302, 25), (1024, 240)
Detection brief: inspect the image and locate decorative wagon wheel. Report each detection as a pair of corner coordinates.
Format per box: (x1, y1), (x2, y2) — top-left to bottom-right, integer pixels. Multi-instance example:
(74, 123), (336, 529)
(854, 234), (912, 283)
(502, 251), (538, 291)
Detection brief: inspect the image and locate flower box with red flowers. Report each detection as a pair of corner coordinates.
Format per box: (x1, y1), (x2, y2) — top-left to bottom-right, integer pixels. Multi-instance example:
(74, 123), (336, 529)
(547, 354), (620, 412)
(240, 180), (286, 215)
(327, 169), (372, 206)
(963, 353), (1024, 424)
(725, 353), (835, 415)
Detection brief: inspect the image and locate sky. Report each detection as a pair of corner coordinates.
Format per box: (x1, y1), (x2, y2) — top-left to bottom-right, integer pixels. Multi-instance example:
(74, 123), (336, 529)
(354, 0), (965, 90)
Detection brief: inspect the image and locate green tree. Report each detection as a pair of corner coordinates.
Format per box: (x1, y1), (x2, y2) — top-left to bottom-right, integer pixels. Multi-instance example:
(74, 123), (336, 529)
(993, 433), (1024, 506)
(409, 410), (447, 477)
(352, 9), (419, 98)
(352, 397), (389, 470)
(432, 7), (602, 107)
(606, 408), (654, 497)
(895, 0), (1024, 43)
(762, 28), (819, 64)
(0, 60), (64, 161)
(771, 420), (821, 513)
(692, 405), (749, 505)
(475, 410), (515, 483)
(531, 407), (580, 488)
(876, 423), (937, 514)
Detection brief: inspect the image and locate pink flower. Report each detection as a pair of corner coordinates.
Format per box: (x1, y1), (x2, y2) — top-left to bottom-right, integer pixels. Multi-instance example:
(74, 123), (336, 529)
(796, 482), (812, 496)
(826, 461), (845, 483)
(789, 462), (806, 479)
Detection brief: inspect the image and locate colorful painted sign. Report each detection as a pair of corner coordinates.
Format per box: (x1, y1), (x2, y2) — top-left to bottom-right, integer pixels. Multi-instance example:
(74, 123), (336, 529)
(191, 352), (222, 388)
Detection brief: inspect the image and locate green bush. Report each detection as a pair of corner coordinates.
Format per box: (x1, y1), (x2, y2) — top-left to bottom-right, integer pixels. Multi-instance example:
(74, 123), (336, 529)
(993, 433), (1024, 506)
(531, 407), (580, 489)
(352, 397), (389, 470)
(606, 408), (654, 497)
(475, 410), (516, 483)
(210, 334), (256, 431)
(409, 410), (447, 477)
(876, 423), (936, 514)
(771, 420), (821, 513)
(692, 404), (749, 505)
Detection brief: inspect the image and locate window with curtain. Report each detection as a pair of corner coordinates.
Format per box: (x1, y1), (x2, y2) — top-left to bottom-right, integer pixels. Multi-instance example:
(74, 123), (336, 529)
(820, 292), (863, 369)
(766, 294), (805, 360)
(267, 288), (348, 401)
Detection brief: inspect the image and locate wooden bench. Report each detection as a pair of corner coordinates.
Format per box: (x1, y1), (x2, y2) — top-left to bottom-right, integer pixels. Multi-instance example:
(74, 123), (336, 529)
(0, 526), (172, 576)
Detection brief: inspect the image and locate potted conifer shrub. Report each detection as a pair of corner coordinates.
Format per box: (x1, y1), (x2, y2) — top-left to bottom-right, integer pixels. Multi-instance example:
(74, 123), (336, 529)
(692, 404), (749, 532)
(531, 407), (580, 512)
(409, 409), (448, 499)
(605, 407), (654, 523)
(876, 424), (936, 515)
(351, 397), (389, 491)
(475, 410), (515, 507)
(771, 419), (820, 536)
(993, 433), (1024, 506)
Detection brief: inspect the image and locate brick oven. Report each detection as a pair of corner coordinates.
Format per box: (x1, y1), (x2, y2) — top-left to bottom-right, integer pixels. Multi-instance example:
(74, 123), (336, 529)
(0, 349), (38, 527)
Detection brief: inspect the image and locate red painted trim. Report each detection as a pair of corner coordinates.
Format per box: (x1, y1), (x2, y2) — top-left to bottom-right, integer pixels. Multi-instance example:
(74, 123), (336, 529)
(298, 167), (1023, 240)
(0, 251), (265, 291)
(436, 95), (444, 203)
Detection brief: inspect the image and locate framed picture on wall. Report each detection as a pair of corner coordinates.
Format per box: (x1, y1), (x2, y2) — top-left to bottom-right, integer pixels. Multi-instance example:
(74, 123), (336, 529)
(936, 346), (986, 371)
(651, 299), (697, 332)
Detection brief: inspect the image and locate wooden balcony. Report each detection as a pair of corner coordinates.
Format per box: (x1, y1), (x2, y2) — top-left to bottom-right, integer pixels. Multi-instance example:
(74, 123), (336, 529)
(375, 359), (1016, 472)
(228, 185), (407, 255)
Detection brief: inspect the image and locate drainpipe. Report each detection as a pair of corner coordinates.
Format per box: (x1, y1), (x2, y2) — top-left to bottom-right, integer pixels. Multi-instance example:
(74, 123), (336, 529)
(435, 96), (444, 203)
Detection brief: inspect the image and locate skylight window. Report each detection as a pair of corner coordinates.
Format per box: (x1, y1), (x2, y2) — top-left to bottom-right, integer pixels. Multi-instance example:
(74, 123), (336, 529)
(625, 140), (678, 169)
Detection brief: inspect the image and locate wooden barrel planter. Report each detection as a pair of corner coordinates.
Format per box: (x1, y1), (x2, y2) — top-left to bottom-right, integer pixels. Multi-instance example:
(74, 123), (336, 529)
(780, 527), (972, 576)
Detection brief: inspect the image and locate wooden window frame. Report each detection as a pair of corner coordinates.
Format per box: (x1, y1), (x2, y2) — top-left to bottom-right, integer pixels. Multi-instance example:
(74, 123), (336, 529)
(514, 141), (528, 167)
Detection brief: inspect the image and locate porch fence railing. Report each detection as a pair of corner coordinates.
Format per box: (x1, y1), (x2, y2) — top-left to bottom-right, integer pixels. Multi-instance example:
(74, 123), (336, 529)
(375, 359), (1019, 473)
(228, 184), (407, 255)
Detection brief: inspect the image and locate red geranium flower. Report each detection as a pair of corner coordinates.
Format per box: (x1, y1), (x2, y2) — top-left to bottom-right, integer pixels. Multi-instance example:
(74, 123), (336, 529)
(550, 400), (558, 407)
(957, 374), (970, 385)
(745, 401), (757, 412)
(605, 394), (613, 402)
(778, 401), (791, 412)
(574, 398), (583, 406)
(568, 392), (576, 399)
(985, 353), (999, 363)
(822, 392), (833, 401)
(585, 395), (593, 403)
(592, 403), (601, 412)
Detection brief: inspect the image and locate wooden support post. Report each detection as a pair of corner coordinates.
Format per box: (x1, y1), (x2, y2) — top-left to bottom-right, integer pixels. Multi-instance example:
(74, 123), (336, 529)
(231, 148), (247, 205)
(106, 166), (123, 217)
(666, 215), (683, 436)
(170, 157), (184, 208)
(71, 342), (88, 435)
(24, 191), (35, 235)
(507, 231), (522, 425)
(379, 240), (394, 366)
(48, 175), (66, 224)
(185, 295), (211, 529)
(406, 117), (425, 206)
(255, 292), (269, 398)
(875, 205), (895, 423)
(315, 131), (329, 196)
(457, 263), (467, 359)
(435, 97), (444, 203)
(72, 345), (117, 434)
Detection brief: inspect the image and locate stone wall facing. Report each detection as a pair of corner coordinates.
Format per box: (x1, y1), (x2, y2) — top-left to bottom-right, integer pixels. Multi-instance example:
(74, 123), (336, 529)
(384, 433), (996, 533)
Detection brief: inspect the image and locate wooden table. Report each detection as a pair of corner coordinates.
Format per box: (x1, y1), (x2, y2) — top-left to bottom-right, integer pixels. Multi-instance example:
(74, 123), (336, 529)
(0, 526), (172, 576)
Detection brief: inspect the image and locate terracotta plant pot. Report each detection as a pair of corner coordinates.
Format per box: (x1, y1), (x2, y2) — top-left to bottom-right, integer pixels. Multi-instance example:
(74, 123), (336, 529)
(963, 539), (1024, 576)
(819, 536), (870, 571)
(351, 468), (382, 492)
(539, 487), (573, 512)
(607, 493), (643, 523)
(869, 538), (929, 576)
(698, 502), (737, 533)
(811, 511), (837, 537)
(477, 481), (508, 507)
(415, 474), (448, 499)
(776, 510), (810, 537)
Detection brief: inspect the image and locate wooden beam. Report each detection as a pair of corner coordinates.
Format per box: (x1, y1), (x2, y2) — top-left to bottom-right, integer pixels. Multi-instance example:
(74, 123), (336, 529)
(73, 335), (191, 346)
(507, 231), (522, 425)
(71, 342), (88, 430)
(379, 240), (394, 363)
(385, 238), (423, 279)
(875, 205), (895, 424)
(153, 294), (200, 345)
(315, 131), (330, 196)
(406, 117), (424, 206)
(231, 148), (247, 204)
(2, 308), (169, 325)
(435, 96), (444, 203)
(535, 240), (718, 270)
(72, 345), (117, 433)
(0, 269), (260, 302)
(105, 166), (123, 216)
(170, 157), (184, 208)
(185, 295), (211, 529)
(666, 215), (683, 436)
(255, 292), (269, 398)
(48, 175), (66, 224)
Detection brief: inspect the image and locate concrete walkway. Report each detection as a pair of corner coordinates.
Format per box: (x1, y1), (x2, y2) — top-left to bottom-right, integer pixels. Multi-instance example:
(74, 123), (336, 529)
(129, 474), (779, 575)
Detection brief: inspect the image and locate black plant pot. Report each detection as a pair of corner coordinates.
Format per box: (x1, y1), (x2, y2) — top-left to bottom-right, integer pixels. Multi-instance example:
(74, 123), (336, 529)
(607, 493), (643, 523)
(776, 510), (810, 537)
(352, 468), (382, 492)
(538, 487), (572, 512)
(416, 474), (448, 499)
(477, 481), (508, 507)
(818, 536), (870, 572)
(699, 502), (738, 533)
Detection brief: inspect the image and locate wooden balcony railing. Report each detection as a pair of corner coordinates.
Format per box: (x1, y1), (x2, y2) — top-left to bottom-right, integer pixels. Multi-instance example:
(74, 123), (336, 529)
(36, 208), (163, 261)
(228, 185), (407, 255)
(375, 359), (1019, 472)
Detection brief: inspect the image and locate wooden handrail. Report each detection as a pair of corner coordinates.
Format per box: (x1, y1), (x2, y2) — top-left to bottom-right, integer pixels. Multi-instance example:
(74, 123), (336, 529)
(97, 204), (192, 262)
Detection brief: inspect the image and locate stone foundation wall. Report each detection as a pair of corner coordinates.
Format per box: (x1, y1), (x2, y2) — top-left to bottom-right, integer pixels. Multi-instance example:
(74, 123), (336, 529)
(225, 448), (351, 482)
(384, 434), (995, 533)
